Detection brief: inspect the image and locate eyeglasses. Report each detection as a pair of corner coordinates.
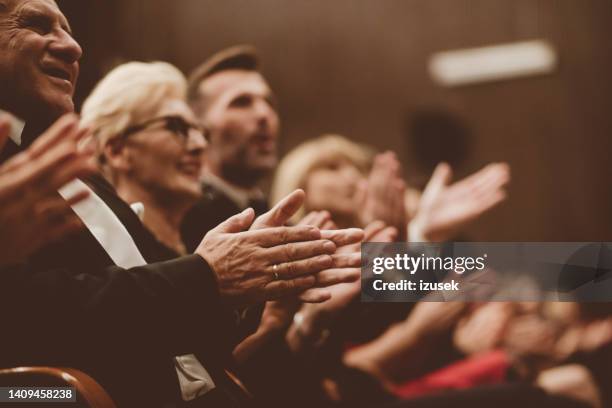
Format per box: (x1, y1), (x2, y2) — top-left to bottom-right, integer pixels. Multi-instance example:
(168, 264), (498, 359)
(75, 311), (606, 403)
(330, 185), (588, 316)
(118, 115), (208, 142)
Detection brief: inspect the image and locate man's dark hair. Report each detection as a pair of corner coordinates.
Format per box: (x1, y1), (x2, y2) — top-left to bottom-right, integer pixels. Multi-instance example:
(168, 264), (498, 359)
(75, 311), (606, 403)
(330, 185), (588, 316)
(187, 45), (259, 115)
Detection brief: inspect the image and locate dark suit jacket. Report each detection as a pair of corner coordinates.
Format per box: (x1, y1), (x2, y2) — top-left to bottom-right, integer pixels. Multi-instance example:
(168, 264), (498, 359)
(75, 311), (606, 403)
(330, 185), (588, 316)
(180, 182), (270, 344)
(0, 140), (237, 407)
(180, 182), (269, 253)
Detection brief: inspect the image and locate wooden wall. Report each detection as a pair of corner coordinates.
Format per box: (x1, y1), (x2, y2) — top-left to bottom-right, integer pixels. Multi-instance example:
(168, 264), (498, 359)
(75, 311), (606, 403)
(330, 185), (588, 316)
(59, 0), (612, 241)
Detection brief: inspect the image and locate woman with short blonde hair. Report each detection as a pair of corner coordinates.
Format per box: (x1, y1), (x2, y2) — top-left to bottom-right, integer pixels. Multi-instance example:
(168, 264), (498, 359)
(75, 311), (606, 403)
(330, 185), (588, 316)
(81, 62), (189, 181)
(81, 61), (206, 254)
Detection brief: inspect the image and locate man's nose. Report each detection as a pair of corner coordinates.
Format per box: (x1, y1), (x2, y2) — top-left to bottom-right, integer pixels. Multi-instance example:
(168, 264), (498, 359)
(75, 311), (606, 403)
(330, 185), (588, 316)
(48, 29), (83, 64)
(254, 100), (275, 128)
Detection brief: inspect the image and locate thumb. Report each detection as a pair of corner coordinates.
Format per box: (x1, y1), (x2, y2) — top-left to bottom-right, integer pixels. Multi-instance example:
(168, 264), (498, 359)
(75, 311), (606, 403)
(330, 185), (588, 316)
(251, 189), (305, 230)
(421, 162), (452, 204)
(214, 208), (255, 233)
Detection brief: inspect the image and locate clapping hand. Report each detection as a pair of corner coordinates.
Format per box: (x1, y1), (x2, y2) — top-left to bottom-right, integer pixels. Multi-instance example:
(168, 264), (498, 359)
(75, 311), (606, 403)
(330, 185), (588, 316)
(0, 114), (96, 267)
(411, 162), (510, 242)
(357, 152), (407, 239)
(253, 194), (364, 303)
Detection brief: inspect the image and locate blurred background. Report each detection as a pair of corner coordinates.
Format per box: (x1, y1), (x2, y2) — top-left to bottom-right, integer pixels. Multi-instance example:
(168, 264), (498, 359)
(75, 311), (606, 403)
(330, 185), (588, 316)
(58, 0), (612, 242)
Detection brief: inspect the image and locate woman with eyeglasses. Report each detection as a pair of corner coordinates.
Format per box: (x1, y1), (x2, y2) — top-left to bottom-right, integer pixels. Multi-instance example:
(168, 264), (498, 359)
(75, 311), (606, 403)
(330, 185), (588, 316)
(81, 61), (207, 255)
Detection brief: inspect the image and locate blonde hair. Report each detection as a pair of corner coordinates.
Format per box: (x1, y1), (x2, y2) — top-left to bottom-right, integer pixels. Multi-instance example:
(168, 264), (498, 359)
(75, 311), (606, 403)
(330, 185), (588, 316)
(270, 134), (375, 222)
(81, 61), (187, 177)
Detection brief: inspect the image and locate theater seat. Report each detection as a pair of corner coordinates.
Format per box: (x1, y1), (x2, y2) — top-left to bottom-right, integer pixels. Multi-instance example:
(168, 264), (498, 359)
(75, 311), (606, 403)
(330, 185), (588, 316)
(0, 367), (116, 408)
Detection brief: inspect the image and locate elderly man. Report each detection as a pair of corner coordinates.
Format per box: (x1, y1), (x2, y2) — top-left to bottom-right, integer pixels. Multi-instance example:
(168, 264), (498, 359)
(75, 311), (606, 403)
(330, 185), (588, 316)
(0, 1), (360, 406)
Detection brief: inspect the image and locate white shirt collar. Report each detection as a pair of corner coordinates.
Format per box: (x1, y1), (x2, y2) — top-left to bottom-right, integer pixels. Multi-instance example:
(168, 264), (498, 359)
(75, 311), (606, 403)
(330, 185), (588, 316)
(1, 110), (25, 146)
(204, 171), (264, 210)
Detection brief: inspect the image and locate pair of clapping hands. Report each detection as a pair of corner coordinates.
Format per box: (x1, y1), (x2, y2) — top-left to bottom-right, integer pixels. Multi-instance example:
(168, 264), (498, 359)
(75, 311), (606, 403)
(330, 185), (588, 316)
(198, 190), (365, 307)
(357, 151), (510, 242)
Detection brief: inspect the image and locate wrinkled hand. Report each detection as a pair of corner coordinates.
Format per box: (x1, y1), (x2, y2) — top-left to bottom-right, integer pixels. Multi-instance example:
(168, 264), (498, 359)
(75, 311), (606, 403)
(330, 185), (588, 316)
(0, 114), (96, 267)
(411, 162), (510, 242)
(197, 190), (362, 307)
(357, 152), (407, 239)
(198, 211), (334, 307)
(253, 192), (364, 303)
(256, 203), (364, 328)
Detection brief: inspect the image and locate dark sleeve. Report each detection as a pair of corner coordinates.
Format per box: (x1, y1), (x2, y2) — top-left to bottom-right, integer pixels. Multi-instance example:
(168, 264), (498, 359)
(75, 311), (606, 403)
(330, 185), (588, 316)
(233, 332), (330, 407)
(181, 200), (224, 253)
(2, 254), (235, 364)
(568, 343), (612, 408)
(180, 193), (241, 253)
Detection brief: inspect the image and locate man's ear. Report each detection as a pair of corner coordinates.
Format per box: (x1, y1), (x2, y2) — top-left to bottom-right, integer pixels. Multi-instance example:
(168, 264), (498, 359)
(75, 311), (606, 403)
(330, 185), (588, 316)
(102, 141), (131, 172)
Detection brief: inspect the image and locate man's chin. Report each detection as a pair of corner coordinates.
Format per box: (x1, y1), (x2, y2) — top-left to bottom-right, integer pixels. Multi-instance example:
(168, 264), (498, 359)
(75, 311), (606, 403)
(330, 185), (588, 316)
(250, 157), (277, 173)
(47, 94), (76, 115)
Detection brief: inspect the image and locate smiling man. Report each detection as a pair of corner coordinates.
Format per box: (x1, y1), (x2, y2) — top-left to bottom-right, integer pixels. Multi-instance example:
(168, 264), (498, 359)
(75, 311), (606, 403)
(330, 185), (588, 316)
(0, 0), (80, 139)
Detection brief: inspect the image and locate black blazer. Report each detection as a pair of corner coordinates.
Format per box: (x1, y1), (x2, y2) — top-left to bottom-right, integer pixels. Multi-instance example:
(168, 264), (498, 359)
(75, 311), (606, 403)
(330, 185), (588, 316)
(181, 182), (269, 253)
(0, 167), (237, 406)
(180, 182), (270, 343)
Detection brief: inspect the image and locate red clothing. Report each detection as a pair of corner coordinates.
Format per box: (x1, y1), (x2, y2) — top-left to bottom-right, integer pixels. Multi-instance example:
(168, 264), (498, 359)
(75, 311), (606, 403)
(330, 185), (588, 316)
(393, 350), (510, 399)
